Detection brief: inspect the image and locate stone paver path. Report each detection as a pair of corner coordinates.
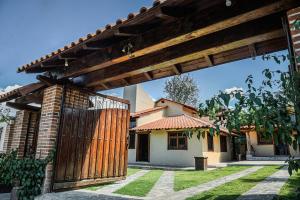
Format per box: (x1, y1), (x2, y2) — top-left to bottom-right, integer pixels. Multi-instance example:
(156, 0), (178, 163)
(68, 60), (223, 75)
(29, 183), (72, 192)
(95, 170), (149, 194)
(154, 166), (263, 200)
(36, 190), (140, 200)
(236, 166), (289, 200)
(147, 171), (174, 198)
(0, 193), (10, 200)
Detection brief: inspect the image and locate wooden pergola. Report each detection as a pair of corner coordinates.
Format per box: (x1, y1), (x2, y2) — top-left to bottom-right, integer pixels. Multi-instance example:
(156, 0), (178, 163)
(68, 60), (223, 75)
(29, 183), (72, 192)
(1, 0), (300, 193)
(16, 0), (300, 93)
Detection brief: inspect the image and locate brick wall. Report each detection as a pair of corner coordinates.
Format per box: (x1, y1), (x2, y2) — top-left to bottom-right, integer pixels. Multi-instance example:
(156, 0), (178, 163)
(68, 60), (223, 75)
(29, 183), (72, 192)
(10, 110), (30, 157)
(2, 119), (15, 153)
(287, 7), (300, 70)
(35, 85), (63, 193)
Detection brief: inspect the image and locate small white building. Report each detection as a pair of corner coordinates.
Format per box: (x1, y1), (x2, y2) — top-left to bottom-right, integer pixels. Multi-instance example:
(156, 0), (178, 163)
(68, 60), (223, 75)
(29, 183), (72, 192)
(123, 85), (234, 167)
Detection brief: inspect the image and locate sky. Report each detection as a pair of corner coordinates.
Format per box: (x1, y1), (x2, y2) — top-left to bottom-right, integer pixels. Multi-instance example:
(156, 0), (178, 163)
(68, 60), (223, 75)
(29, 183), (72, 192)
(0, 0), (289, 103)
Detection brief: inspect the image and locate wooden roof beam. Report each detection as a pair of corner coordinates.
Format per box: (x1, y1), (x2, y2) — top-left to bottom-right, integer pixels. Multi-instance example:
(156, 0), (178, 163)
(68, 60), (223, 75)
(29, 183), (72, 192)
(204, 55), (214, 66)
(15, 93), (43, 104)
(143, 72), (153, 80)
(122, 78), (130, 86)
(6, 102), (41, 112)
(172, 64), (182, 75)
(248, 44), (257, 59)
(62, 0), (297, 78)
(87, 29), (284, 88)
(82, 44), (104, 51)
(100, 82), (109, 90)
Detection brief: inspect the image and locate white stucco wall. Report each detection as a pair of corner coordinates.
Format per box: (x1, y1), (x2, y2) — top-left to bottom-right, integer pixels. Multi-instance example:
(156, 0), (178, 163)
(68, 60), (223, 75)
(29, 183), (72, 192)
(136, 109), (165, 126)
(202, 133), (232, 166)
(128, 130), (203, 167)
(123, 84), (154, 113)
(156, 100), (195, 117)
(149, 130), (203, 166)
(248, 131), (300, 157)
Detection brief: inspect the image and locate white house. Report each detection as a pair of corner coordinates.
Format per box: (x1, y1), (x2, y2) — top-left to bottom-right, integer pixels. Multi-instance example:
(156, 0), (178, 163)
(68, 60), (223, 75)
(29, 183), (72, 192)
(123, 84), (234, 167)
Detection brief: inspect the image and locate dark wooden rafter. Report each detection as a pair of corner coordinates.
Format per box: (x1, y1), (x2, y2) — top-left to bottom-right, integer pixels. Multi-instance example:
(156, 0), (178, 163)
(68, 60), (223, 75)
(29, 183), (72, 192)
(15, 93), (43, 104)
(6, 102), (41, 112)
(248, 44), (257, 59)
(172, 64), (182, 75)
(37, 75), (63, 86)
(93, 37), (287, 91)
(77, 14), (284, 88)
(204, 55), (214, 66)
(59, 0), (298, 78)
(143, 72), (153, 80)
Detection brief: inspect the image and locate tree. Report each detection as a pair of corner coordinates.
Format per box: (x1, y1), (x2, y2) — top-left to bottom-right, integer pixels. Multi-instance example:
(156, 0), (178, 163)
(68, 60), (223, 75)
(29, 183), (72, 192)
(164, 74), (199, 107)
(0, 103), (11, 123)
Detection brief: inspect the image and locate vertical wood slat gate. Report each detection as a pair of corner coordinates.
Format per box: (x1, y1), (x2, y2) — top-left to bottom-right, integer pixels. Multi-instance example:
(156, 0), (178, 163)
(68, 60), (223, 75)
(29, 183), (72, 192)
(53, 87), (130, 190)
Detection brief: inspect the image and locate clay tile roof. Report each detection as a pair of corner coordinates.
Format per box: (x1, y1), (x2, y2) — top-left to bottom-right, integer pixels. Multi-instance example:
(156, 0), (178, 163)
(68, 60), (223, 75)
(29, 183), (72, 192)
(0, 82), (45, 103)
(132, 114), (223, 131)
(131, 106), (167, 118)
(17, 0), (166, 73)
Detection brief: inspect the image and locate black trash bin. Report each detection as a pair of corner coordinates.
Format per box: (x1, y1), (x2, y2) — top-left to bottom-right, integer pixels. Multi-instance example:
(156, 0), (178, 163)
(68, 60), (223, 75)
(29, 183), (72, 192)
(194, 156), (208, 170)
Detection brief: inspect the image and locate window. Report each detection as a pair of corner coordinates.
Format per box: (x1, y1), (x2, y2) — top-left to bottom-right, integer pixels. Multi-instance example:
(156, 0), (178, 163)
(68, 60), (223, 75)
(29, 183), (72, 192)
(130, 118), (137, 129)
(168, 132), (187, 150)
(220, 135), (227, 152)
(257, 132), (273, 145)
(207, 133), (214, 151)
(129, 131), (136, 149)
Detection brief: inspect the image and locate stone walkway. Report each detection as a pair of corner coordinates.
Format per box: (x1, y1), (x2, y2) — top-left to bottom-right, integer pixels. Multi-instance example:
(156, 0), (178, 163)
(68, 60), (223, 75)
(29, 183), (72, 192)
(236, 166), (289, 200)
(95, 170), (149, 194)
(154, 166), (263, 200)
(0, 193), (10, 200)
(19, 165), (291, 200)
(147, 171), (174, 198)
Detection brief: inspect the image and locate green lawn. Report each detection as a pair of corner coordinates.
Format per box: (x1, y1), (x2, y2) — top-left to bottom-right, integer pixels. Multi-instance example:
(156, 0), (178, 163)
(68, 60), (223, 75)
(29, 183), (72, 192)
(127, 168), (141, 176)
(174, 166), (250, 191)
(114, 170), (163, 197)
(85, 168), (141, 191)
(187, 165), (281, 200)
(277, 171), (300, 200)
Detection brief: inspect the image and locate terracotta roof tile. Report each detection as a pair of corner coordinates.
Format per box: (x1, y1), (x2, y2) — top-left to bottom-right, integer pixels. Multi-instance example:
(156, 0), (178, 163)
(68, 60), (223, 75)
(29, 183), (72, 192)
(18, 0), (166, 73)
(131, 106), (167, 118)
(132, 114), (219, 130)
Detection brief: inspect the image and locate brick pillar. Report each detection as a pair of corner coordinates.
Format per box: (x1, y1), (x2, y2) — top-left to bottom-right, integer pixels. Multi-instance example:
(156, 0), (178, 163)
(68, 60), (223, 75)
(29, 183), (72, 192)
(2, 119), (15, 153)
(287, 7), (300, 71)
(10, 110), (30, 157)
(35, 85), (63, 193)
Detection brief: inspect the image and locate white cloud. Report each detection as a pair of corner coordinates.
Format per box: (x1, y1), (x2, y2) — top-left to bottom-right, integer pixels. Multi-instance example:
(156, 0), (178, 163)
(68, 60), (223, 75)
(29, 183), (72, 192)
(224, 86), (243, 94)
(0, 84), (22, 95)
(0, 85), (22, 117)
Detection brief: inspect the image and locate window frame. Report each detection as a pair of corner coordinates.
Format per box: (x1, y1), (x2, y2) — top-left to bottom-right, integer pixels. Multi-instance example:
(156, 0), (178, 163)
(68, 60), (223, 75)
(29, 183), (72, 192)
(207, 133), (214, 152)
(220, 135), (227, 152)
(167, 132), (188, 150)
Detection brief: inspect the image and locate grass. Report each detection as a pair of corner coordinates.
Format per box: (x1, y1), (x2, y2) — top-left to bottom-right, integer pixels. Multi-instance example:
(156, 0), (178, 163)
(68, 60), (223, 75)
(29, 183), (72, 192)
(277, 171), (300, 200)
(127, 168), (141, 176)
(85, 168), (141, 191)
(174, 166), (250, 191)
(187, 165), (281, 200)
(114, 170), (163, 197)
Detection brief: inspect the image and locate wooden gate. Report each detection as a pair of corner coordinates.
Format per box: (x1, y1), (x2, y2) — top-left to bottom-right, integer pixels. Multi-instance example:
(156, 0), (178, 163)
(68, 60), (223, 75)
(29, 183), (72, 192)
(53, 87), (130, 190)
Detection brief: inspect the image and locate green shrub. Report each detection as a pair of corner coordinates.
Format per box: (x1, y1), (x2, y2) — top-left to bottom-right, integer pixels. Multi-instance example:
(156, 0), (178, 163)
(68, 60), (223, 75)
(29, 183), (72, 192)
(0, 150), (54, 200)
